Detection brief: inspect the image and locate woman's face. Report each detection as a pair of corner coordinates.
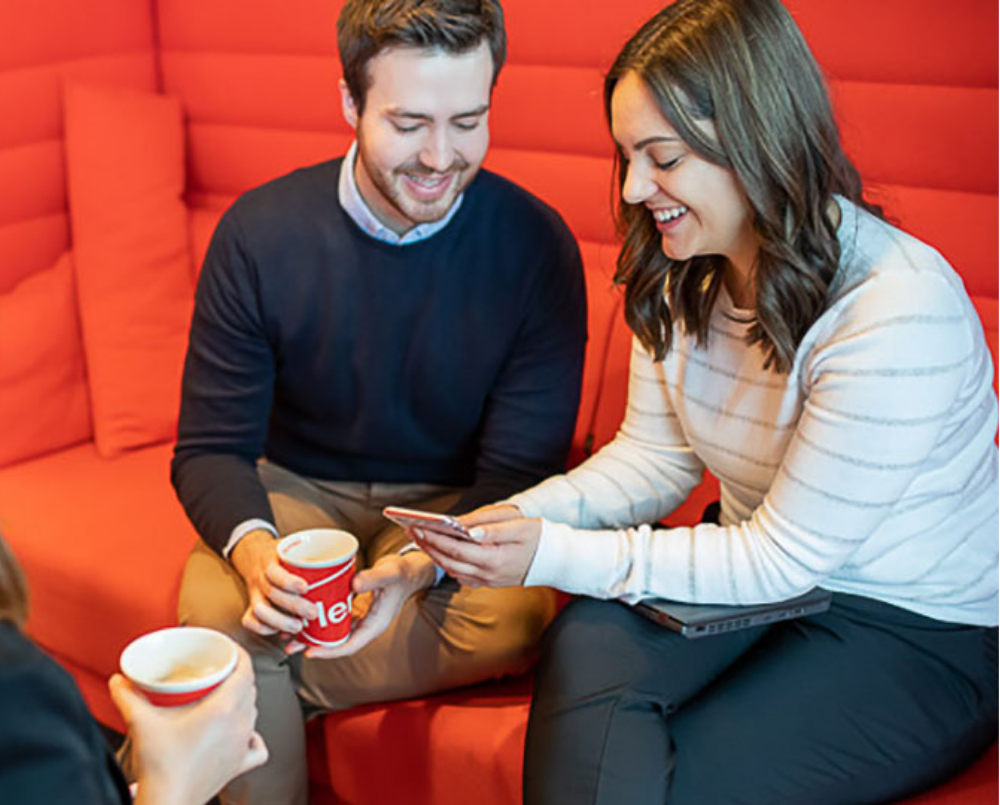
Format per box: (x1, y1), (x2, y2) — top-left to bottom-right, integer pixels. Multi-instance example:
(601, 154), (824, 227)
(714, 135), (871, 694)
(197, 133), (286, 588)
(610, 71), (759, 277)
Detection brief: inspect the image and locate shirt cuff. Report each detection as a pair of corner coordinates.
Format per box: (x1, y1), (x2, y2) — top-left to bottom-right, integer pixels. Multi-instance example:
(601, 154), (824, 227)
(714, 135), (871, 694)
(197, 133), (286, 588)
(523, 519), (625, 600)
(399, 542), (446, 587)
(222, 518), (279, 560)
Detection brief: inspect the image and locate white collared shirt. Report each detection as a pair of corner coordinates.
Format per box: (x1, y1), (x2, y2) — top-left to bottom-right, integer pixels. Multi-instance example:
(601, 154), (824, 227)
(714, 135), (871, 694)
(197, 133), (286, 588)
(337, 141), (464, 245)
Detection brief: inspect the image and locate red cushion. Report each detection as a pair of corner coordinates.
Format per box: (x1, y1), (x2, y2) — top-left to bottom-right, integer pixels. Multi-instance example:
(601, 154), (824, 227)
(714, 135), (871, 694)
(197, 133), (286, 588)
(63, 81), (194, 457)
(0, 252), (91, 467)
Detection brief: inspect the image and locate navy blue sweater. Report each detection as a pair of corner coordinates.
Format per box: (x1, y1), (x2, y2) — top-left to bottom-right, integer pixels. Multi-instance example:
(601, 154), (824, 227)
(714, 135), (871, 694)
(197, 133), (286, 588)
(172, 160), (587, 554)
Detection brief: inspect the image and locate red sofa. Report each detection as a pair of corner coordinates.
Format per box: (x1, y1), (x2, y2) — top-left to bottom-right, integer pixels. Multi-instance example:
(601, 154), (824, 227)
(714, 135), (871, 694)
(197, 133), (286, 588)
(0, 1), (995, 803)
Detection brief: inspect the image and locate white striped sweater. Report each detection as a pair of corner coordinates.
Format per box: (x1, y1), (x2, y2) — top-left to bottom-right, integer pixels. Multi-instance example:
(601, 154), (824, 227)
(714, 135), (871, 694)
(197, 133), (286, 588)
(510, 197), (999, 626)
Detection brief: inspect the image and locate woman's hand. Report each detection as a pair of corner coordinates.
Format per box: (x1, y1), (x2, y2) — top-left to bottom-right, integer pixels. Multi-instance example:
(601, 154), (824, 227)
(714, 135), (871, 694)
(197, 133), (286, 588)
(415, 507), (542, 588)
(109, 646), (268, 805)
(462, 503), (523, 525)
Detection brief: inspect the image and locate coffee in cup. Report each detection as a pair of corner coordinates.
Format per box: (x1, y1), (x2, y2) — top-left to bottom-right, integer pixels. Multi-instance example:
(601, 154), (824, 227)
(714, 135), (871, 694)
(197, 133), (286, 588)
(119, 626), (238, 707)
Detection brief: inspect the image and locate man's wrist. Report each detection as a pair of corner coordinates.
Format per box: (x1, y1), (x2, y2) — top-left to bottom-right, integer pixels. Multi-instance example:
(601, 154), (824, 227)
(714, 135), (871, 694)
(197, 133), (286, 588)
(401, 550), (437, 591)
(230, 528), (278, 579)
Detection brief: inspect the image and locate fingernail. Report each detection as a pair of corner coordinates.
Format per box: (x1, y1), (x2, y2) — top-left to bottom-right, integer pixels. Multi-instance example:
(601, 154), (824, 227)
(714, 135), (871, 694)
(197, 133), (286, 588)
(469, 527), (485, 540)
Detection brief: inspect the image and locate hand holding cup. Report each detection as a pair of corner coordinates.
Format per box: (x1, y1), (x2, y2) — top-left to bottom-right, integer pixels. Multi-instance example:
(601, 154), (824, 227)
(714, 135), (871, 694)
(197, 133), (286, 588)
(112, 633), (268, 805)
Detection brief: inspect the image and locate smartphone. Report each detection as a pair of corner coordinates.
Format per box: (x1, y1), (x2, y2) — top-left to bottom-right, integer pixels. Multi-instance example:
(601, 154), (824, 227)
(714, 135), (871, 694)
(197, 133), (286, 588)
(382, 506), (479, 541)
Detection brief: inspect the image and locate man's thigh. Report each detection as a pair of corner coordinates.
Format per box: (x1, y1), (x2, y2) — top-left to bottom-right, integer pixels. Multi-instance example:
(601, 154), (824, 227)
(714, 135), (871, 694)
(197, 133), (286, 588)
(297, 579), (558, 712)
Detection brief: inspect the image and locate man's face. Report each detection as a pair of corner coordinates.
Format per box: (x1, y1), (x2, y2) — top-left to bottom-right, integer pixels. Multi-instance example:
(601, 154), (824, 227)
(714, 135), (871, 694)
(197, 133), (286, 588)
(341, 42), (494, 234)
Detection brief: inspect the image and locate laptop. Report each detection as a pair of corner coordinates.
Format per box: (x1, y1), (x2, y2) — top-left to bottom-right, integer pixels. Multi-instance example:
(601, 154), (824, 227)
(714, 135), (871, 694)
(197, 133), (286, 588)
(634, 588), (832, 638)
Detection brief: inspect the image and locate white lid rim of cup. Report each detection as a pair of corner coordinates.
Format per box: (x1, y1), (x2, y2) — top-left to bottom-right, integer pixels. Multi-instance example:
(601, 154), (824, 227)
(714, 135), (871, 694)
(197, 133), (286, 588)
(119, 626), (238, 695)
(277, 528), (359, 569)
(300, 630), (351, 647)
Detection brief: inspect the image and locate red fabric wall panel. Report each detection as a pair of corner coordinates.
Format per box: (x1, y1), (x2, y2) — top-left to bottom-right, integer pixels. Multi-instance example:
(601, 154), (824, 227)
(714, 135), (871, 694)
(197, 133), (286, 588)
(504, 0), (669, 68)
(0, 1), (155, 73)
(157, 0), (339, 55)
(834, 82), (997, 194)
(788, 0), (997, 87)
(0, 143), (65, 242)
(873, 185), (998, 297)
(483, 149), (617, 244)
(0, 1), (157, 291)
(185, 124), (349, 199)
(491, 65), (611, 157)
(161, 53), (344, 133)
(0, 216), (69, 296)
(571, 240), (622, 462)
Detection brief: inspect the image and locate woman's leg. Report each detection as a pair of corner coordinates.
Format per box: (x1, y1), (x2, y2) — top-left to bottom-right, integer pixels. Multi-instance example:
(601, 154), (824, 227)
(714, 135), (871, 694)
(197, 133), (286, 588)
(522, 596), (770, 805)
(666, 594), (997, 805)
(524, 592), (997, 805)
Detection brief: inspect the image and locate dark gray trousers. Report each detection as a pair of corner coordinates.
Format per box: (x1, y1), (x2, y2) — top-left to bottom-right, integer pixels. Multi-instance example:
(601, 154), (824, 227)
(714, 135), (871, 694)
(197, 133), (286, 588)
(523, 593), (997, 805)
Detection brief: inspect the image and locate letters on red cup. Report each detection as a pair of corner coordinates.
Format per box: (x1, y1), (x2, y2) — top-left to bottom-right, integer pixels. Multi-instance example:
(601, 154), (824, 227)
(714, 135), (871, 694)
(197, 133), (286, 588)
(277, 528), (359, 646)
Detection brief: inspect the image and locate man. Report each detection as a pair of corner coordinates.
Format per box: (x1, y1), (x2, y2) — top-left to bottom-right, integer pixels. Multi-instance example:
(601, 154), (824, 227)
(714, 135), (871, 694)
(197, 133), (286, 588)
(171, 1), (587, 803)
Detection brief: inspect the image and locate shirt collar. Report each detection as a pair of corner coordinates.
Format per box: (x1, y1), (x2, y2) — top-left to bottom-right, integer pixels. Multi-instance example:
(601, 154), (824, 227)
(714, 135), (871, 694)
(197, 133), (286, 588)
(338, 141), (464, 246)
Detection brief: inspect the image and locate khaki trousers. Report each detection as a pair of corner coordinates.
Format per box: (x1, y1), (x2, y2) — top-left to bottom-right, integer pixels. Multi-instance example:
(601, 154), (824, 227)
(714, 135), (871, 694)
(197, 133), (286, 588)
(178, 461), (557, 805)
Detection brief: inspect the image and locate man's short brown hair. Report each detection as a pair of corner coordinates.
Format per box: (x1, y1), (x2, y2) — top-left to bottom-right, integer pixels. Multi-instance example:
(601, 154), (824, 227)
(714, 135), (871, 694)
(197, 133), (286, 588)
(337, 0), (507, 113)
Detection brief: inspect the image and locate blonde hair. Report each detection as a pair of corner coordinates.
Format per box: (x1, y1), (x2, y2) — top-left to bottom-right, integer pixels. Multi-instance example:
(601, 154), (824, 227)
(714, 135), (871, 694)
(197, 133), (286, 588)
(0, 532), (28, 627)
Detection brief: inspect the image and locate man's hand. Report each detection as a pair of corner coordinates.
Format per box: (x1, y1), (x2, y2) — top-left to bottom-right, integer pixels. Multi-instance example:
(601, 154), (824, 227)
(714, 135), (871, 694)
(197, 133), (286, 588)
(289, 550), (437, 659)
(230, 529), (316, 638)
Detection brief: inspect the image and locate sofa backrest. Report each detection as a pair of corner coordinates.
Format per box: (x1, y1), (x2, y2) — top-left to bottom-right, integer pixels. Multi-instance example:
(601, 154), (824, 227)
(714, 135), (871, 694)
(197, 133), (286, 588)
(0, 0), (995, 465)
(0, 1), (159, 294)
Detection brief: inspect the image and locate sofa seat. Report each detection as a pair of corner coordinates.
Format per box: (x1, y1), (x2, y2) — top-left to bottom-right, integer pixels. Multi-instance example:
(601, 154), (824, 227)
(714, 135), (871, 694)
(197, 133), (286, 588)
(318, 678), (997, 805)
(0, 440), (196, 717)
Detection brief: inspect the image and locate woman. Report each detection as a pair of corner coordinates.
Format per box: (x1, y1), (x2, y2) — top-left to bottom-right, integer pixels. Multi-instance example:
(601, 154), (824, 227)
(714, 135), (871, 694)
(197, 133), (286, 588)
(415, 1), (999, 803)
(0, 532), (268, 805)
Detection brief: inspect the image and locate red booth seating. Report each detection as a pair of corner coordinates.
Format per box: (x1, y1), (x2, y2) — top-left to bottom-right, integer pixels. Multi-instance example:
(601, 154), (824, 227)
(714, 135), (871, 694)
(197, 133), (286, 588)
(0, 1), (995, 803)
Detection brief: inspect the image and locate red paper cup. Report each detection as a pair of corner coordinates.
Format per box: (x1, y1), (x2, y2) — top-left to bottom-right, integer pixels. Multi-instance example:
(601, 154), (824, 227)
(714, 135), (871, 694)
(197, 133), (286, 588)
(119, 626), (238, 707)
(277, 528), (359, 647)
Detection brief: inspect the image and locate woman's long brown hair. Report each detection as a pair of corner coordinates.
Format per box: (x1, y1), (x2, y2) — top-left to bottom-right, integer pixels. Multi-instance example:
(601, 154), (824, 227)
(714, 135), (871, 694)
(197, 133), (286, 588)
(606, 0), (882, 371)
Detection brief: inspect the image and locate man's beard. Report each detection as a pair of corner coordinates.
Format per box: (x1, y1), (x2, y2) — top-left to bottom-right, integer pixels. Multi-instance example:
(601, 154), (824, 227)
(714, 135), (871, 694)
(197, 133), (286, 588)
(357, 139), (474, 229)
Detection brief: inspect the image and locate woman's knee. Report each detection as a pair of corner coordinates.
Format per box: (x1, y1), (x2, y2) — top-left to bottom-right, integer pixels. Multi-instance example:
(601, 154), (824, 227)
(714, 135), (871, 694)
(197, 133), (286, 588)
(534, 597), (656, 703)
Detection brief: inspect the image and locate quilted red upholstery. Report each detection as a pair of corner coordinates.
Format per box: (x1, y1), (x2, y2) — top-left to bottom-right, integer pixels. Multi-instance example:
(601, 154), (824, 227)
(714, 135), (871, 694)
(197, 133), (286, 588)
(0, 1), (994, 804)
(0, 0), (158, 293)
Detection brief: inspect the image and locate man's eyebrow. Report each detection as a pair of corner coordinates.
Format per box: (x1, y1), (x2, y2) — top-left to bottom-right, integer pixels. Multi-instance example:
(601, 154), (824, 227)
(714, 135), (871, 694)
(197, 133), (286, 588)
(387, 104), (490, 121)
(451, 104), (490, 119)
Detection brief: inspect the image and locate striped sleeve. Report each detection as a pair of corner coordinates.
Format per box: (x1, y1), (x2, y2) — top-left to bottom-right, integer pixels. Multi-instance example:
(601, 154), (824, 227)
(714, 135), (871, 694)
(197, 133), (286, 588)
(509, 337), (704, 528)
(521, 271), (979, 604)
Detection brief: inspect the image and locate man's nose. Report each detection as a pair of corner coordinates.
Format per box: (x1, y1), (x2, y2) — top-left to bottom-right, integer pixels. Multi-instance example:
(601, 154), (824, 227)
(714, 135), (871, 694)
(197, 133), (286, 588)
(420, 129), (454, 173)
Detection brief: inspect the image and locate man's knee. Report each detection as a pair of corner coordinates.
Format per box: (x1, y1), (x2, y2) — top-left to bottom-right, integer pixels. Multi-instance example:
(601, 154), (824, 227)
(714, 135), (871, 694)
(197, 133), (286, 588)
(425, 584), (558, 677)
(177, 541), (249, 638)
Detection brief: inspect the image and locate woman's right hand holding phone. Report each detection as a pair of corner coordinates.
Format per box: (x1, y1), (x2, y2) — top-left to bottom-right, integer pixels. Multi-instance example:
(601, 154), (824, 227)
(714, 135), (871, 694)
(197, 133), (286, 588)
(415, 504), (542, 588)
